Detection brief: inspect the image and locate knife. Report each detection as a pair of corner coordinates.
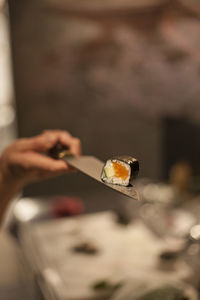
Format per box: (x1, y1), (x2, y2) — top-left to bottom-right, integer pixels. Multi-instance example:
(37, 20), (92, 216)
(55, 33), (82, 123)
(48, 143), (139, 201)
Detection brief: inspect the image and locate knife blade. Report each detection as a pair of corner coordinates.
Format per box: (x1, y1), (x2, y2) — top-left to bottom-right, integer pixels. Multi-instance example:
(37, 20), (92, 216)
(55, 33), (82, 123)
(48, 144), (139, 201)
(64, 155), (139, 200)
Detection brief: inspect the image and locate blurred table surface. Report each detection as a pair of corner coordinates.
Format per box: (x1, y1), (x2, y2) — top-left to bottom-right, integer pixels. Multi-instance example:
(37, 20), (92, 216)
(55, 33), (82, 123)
(19, 211), (191, 300)
(0, 231), (41, 300)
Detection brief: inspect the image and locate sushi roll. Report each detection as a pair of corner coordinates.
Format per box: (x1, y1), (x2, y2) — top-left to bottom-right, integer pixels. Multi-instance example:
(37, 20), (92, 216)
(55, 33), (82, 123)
(101, 156), (139, 187)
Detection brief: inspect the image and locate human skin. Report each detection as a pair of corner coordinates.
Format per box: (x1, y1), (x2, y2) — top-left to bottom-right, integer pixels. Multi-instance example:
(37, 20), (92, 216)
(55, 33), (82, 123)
(0, 130), (81, 225)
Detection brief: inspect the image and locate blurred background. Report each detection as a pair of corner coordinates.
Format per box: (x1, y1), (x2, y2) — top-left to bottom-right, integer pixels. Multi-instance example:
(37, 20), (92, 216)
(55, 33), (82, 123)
(5, 0), (200, 197)
(2, 0), (200, 299)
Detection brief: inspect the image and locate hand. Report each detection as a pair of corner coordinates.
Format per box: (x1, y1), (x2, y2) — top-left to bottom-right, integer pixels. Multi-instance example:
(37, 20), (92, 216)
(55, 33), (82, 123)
(0, 130), (81, 189)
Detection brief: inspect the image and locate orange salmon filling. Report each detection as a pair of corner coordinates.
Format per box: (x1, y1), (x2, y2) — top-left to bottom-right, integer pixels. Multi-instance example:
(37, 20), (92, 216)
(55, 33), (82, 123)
(113, 161), (129, 181)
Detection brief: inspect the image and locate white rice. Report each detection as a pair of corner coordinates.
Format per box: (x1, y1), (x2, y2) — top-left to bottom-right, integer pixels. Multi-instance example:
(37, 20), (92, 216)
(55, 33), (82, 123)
(102, 159), (131, 186)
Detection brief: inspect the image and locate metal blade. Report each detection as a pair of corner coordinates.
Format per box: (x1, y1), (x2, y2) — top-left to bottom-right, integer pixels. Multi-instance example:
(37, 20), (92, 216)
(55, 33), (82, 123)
(63, 155), (139, 201)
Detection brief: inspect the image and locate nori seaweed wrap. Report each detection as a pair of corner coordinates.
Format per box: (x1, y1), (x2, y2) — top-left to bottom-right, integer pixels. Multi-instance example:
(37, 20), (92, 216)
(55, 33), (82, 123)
(101, 156), (139, 186)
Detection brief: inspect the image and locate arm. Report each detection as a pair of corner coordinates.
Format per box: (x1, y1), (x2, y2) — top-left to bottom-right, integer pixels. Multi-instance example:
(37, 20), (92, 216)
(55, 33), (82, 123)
(0, 130), (81, 225)
(0, 173), (22, 224)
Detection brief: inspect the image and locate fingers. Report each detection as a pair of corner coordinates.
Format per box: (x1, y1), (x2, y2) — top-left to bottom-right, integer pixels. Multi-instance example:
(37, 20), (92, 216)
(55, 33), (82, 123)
(60, 136), (81, 156)
(44, 130), (82, 156)
(3, 130), (81, 186)
(42, 130), (72, 149)
(13, 152), (69, 173)
(12, 136), (54, 152)
(71, 138), (82, 156)
(12, 130), (82, 156)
